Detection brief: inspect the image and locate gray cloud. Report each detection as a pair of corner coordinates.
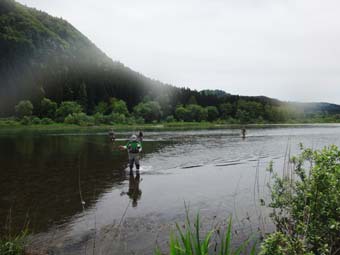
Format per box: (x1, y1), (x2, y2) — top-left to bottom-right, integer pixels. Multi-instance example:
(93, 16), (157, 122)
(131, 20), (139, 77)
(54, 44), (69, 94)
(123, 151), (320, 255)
(18, 0), (340, 103)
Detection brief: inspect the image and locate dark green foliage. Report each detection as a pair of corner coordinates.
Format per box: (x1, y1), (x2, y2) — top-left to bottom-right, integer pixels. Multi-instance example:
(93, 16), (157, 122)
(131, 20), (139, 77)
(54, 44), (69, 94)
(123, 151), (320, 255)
(39, 98), (57, 119)
(165, 115), (176, 123)
(107, 113), (126, 124)
(175, 105), (188, 121)
(19, 116), (31, 125)
(264, 145), (340, 254)
(200, 89), (230, 98)
(186, 104), (207, 122)
(206, 106), (219, 121)
(236, 100), (263, 123)
(259, 232), (313, 255)
(64, 112), (94, 126)
(31, 116), (41, 124)
(56, 101), (83, 122)
(40, 117), (53, 125)
(133, 101), (162, 123)
(187, 95), (198, 105)
(94, 101), (109, 114)
(14, 100), (33, 118)
(93, 112), (106, 125)
(175, 104), (218, 122)
(109, 98), (129, 116)
(219, 103), (234, 119)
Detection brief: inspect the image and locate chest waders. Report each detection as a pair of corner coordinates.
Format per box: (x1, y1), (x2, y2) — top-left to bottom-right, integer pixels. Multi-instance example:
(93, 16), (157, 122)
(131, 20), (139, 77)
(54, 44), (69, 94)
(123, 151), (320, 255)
(127, 141), (142, 171)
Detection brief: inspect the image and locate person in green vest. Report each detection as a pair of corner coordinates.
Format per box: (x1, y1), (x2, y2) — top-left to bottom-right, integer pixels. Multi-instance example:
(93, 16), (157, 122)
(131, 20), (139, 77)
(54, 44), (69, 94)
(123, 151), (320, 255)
(120, 134), (143, 172)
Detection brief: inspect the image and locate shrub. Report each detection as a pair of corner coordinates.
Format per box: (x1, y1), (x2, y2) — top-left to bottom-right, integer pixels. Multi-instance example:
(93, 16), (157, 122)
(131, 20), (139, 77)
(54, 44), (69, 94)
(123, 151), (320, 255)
(108, 113), (126, 124)
(15, 100), (33, 119)
(56, 101), (83, 122)
(40, 98), (57, 119)
(125, 116), (144, 125)
(41, 118), (54, 125)
(64, 113), (94, 126)
(264, 145), (340, 254)
(93, 113), (106, 125)
(109, 98), (129, 116)
(219, 103), (233, 119)
(94, 101), (109, 114)
(165, 115), (175, 123)
(206, 106), (219, 121)
(20, 116), (31, 125)
(133, 101), (162, 123)
(31, 117), (41, 125)
(175, 106), (189, 121)
(186, 104), (207, 122)
(259, 232), (313, 255)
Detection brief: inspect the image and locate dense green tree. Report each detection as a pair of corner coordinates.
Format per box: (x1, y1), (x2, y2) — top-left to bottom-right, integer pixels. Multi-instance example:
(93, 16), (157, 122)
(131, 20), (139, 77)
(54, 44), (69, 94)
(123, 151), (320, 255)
(94, 101), (109, 114)
(15, 100), (33, 118)
(186, 104), (207, 122)
(175, 105), (188, 121)
(133, 101), (162, 123)
(206, 106), (219, 121)
(40, 98), (57, 119)
(187, 95), (198, 105)
(109, 98), (129, 116)
(236, 100), (263, 123)
(219, 103), (233, 119)
(56, 101), (83, 122)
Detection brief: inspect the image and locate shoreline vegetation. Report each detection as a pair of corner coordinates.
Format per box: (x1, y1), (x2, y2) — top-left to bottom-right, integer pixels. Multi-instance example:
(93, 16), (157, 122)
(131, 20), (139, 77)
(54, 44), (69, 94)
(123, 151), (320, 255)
(1, 97), (340, 134)
(1, 121), (340, 135)
(2, 146), (339, 254)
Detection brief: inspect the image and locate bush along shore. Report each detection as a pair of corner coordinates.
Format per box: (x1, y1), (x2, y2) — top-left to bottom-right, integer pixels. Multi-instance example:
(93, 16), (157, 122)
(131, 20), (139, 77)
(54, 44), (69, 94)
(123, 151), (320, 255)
(1, 97), (340, 131)
(2, 145), (339, 254)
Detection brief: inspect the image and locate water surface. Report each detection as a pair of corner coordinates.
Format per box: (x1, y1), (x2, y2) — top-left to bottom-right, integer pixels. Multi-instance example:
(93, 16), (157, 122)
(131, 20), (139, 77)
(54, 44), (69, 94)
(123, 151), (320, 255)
(1, 125), (340, 254)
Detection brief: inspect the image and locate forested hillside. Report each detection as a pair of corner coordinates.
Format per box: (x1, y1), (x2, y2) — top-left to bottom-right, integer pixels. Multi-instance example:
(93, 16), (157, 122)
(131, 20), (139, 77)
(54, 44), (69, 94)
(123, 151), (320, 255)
(1, 0), (340, 122)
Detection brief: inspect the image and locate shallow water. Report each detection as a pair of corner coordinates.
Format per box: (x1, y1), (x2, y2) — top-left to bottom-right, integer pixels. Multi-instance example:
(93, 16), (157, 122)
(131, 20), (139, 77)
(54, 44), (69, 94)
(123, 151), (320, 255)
(1, 125), (340, 254)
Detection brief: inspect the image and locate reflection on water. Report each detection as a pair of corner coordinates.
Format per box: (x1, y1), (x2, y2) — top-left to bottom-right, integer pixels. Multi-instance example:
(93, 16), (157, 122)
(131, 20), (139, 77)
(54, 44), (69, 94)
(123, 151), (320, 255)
(121, 172), (142, 208)
(1, 125), (340, 254)
(0, 135), (167, 236)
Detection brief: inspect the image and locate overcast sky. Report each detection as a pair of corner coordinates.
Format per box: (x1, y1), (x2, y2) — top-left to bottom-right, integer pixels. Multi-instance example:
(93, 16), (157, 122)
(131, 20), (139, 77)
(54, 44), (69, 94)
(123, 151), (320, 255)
(17, 0), (340, 103)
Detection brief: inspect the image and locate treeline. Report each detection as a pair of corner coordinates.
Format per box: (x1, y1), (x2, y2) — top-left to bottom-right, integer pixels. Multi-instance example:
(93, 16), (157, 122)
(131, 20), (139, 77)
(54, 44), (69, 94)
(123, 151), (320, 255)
(8, 96), (340, 126)
(1, 0), (340, 124)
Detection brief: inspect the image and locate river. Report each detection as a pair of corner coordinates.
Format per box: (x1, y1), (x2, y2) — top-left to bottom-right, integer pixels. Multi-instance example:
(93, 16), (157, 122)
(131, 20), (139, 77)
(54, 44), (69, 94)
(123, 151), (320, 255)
(1, 125), (340, 254)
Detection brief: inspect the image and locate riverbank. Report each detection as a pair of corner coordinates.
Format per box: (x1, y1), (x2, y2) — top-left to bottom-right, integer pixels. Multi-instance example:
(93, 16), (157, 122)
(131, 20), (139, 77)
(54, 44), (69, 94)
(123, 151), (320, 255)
(1, 121), (340, 135)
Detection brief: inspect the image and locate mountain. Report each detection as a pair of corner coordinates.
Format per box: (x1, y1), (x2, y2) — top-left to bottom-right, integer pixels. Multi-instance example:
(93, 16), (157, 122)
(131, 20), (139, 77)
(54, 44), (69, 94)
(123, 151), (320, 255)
(0, 0), (184, 116)
(0, 0), (340, 119)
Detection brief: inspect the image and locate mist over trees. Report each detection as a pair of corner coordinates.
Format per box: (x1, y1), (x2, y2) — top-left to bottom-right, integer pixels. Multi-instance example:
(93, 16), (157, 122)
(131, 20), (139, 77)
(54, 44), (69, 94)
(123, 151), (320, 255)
(1, 0), (340, 124)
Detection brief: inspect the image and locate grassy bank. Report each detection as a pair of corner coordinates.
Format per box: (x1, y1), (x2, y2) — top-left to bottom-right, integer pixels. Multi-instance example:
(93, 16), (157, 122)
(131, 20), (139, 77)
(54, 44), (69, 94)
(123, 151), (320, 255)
(0, 121), (239, 135)
(1, 120), (340, 135)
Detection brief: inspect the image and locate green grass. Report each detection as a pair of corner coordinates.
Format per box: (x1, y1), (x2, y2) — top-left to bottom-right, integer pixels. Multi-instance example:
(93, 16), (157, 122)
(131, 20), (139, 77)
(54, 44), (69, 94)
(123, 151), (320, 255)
(155, 210), (257, 255)
(0, 230), (27, 255)
(1, 119), (339, 135)
(0, 120), (244, 135)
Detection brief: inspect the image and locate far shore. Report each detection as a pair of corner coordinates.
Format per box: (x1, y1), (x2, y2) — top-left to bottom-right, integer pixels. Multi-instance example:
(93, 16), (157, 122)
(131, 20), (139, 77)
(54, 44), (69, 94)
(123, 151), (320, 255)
(0, 121), (340, 135)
